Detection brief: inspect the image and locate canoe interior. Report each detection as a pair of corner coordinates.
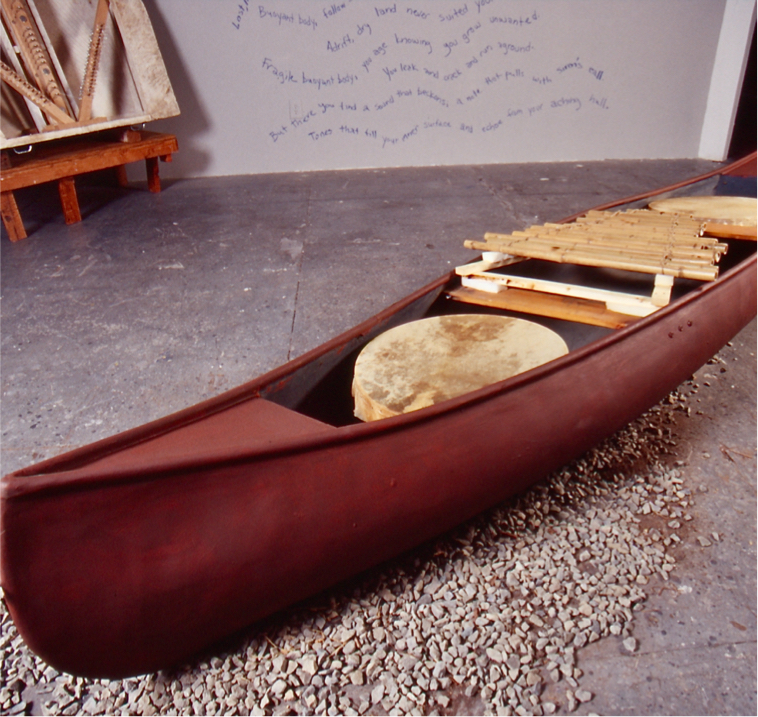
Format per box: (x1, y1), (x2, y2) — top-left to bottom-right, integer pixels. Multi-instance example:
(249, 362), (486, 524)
(261, 172), (757, 427)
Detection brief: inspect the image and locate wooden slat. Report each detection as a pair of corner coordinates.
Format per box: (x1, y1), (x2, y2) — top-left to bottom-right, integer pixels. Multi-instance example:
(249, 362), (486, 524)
(447, 286), (635, 330)
(78, 0), (111, 122)
(460, 274), (658, 317)
(454, 254), (526, 276)
(0, 61), (74, 125)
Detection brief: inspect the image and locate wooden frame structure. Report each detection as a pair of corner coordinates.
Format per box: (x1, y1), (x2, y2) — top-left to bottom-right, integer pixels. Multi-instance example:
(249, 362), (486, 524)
(453, 209), (731, 328)
(1, 0), (179, 240)
(0, 129), (177, 241)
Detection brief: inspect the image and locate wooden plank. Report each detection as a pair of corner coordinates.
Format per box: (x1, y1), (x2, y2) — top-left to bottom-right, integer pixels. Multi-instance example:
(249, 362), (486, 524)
(446, 286), (635, 330)
(460, 274), (658, 316)
(0, 131), (178, 191)
(109, 0), (180, 119)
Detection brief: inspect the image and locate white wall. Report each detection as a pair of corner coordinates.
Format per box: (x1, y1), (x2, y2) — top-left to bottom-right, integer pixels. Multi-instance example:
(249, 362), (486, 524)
(141, 0), (751, 178)
(699, 0), (756, 160)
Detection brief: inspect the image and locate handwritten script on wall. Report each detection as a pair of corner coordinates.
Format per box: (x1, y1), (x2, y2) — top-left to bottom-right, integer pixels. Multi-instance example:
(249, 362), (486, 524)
(207, 0), (725, 174)
(228, 0), (613, 166)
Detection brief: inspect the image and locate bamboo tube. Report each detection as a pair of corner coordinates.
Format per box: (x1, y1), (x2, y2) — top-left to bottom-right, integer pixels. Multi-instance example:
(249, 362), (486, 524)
(518, 219), (708, 238)
(567, 224), (708, 239)
(482, 232), (727, 263)
(581, 209), (705, 226)
(504, 228), (721, 250)
(487, 223), (727, 251)
(576, 214), (705, 234)
(479, 234), (723, 263)
(464, 239), (719, 281)
(518, 213), (704, 230)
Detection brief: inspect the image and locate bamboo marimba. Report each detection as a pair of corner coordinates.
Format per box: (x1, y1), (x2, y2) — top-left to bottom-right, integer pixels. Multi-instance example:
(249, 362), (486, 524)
(452, 208), (735, 328)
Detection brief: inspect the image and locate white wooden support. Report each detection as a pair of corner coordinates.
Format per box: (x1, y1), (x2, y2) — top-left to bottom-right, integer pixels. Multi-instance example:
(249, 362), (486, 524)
(651, 274), (675, 307)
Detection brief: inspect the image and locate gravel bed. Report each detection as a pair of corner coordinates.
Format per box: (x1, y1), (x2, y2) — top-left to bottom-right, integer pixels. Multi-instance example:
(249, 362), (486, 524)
(0, 371), (714, 716)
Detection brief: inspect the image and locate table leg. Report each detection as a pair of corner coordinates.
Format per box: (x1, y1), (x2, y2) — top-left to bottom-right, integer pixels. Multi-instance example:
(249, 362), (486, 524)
(58, 177), (82, 225)
(146, 156), (160, 193)
(114, 165), (129, 187)
(1, 191), (27, 241)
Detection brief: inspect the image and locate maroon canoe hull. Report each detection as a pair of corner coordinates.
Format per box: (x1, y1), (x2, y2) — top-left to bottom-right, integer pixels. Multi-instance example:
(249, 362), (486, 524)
(1, 158), (756, 678)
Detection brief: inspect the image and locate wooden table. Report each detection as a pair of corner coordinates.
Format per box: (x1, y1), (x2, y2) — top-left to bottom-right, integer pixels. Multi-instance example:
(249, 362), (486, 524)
(1, 130), (178, 241)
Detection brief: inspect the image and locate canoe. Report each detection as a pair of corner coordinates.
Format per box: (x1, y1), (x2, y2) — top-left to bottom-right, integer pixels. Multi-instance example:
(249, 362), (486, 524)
(1, 154), (755, 679)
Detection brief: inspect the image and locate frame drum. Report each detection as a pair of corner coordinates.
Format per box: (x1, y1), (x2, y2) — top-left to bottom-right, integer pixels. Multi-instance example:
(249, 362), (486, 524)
(352, 314), (569, 422)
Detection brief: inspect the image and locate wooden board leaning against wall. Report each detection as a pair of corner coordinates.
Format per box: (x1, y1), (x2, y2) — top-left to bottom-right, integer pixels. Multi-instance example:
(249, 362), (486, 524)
(0, 0), (179, 150)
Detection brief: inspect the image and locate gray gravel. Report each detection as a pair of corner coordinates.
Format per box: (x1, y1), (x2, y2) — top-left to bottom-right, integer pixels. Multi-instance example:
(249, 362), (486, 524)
(0, 370), (717, 715)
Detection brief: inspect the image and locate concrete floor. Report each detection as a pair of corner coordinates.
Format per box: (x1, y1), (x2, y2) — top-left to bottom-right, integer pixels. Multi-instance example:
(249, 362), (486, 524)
(1, 158), (755, 714)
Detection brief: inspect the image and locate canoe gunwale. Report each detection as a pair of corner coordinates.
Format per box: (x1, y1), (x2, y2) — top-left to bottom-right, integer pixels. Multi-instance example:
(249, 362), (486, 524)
(2, 152), (756, 497)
